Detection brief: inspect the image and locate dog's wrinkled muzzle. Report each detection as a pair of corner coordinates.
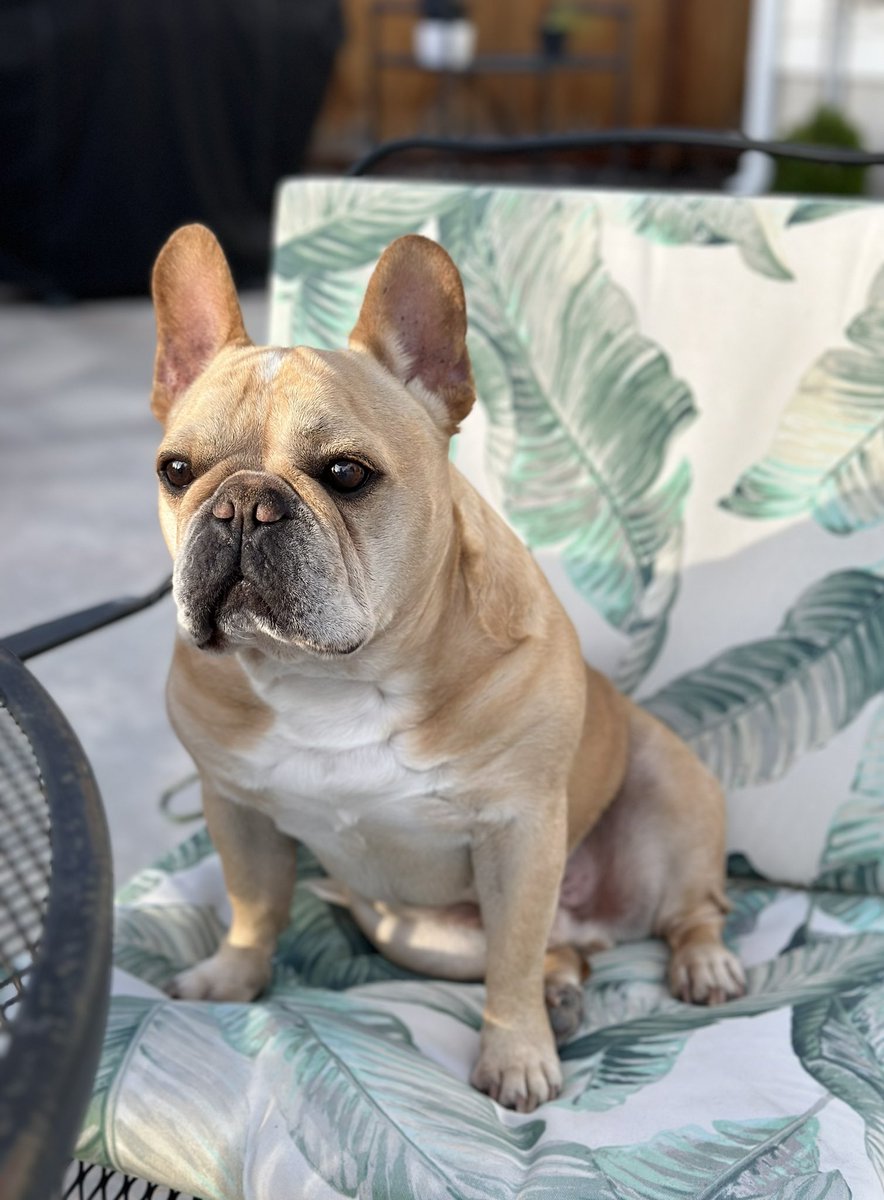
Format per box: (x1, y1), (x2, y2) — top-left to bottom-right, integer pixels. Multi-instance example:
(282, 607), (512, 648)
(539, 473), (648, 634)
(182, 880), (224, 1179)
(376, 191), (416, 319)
(172, 471), (370, 654)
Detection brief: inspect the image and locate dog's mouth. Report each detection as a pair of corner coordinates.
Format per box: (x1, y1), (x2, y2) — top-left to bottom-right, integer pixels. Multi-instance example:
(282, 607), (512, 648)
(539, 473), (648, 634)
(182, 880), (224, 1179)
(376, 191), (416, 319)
(173, 491), (374, 659)
(192, 577), (364, 658)
(195, 577), (271, 652)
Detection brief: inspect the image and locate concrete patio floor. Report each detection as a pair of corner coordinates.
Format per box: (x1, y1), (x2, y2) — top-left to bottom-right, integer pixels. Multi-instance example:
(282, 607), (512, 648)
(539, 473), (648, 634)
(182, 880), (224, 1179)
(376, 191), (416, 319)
(0, 290), (268, 885)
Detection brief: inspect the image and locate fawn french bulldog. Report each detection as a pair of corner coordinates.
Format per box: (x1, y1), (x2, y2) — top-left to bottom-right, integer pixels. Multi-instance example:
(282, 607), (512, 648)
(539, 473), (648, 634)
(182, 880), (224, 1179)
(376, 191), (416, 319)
(152, 224), (744, 1113)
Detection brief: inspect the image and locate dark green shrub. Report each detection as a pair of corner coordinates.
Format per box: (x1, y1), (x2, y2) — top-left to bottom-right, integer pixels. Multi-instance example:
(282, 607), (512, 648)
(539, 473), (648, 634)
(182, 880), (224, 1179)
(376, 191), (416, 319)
(773, 105), (867, 196)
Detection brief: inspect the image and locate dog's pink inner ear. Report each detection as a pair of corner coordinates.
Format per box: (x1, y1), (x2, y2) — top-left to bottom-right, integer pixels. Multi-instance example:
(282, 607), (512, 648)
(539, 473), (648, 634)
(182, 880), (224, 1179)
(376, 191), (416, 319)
(150, 224), (250, 423)
(350, 235), (475, 431)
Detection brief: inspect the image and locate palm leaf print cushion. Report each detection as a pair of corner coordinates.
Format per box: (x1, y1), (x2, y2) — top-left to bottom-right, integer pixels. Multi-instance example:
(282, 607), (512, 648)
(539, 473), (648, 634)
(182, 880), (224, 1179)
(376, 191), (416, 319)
(76, 183), (884, 1198)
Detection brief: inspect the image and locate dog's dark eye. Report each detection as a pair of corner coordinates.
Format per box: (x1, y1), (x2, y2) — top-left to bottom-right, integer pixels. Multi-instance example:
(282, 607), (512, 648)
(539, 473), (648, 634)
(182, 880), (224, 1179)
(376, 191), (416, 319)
(322, 459), (371, 494)
(160, 459), (194, 490)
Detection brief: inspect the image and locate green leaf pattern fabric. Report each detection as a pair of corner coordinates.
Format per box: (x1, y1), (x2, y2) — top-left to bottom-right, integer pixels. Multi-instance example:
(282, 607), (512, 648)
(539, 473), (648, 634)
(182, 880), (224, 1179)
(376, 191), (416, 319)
(79, 184), (884, 1195)
(620, 194), (795, 280)
(456, 192), (695, 692)
(722, 263), (884, 533)
(81, 836), (884, 1197)
(643, 566), (884, 789)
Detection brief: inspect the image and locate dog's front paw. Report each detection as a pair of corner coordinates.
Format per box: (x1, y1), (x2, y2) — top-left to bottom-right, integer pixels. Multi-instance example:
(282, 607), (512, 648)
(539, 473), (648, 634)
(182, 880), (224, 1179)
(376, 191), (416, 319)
(669, 942), (745, 1006)
(471, 1022), (562, 1112)
(167, 942), (272, 1002)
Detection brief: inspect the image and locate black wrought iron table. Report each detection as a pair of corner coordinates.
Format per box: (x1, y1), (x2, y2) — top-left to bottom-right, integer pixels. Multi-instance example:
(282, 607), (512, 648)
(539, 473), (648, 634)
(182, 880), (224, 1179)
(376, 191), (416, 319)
(0, 647), (113, 1198)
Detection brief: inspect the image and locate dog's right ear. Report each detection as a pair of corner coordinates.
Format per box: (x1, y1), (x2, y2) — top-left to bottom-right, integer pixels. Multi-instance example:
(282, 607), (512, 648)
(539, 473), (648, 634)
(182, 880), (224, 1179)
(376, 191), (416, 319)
(150, 224), (250, 424)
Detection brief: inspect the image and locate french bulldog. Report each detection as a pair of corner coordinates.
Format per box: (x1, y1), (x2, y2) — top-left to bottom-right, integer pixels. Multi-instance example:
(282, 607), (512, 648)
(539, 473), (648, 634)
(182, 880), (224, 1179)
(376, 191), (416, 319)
(152, 223), (744, 1113)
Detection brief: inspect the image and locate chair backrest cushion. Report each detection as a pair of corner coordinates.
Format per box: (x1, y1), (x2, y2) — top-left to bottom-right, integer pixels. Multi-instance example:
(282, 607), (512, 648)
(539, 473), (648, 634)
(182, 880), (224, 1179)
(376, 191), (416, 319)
(271, 178), (884, 893)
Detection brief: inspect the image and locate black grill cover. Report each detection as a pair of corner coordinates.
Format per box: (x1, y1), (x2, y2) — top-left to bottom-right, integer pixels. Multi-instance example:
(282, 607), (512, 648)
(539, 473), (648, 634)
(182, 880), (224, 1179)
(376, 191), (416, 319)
(0, 0), (343, 297)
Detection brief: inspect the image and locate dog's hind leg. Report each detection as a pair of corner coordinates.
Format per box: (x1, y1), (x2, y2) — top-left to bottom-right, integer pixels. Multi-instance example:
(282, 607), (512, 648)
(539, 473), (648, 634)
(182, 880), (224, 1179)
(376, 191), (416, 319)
(620, 703), (746, 1005)
(308, 879), (589, 1037)
(659, 896), (745, 1005)
(306, 881), (489, 980)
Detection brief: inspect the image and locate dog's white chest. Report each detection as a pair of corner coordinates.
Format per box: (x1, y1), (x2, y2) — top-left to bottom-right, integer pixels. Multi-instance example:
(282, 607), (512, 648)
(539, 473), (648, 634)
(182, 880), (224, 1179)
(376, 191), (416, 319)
(226, 666), (471, 903)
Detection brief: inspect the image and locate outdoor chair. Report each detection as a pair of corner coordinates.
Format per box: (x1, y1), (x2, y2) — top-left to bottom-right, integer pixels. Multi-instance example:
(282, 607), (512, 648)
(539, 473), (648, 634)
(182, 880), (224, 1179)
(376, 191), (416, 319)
(5, 132), (884, 1200)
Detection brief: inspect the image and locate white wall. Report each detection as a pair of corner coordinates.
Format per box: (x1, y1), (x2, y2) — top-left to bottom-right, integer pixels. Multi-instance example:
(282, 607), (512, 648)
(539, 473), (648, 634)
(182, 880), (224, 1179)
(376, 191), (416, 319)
(780, 0), (884, 80)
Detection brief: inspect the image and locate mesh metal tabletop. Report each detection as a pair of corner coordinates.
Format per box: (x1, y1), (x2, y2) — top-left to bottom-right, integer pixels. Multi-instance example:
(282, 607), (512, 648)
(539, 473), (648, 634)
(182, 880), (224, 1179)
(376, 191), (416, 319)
(0, 647), (113, 1200)
(0, 704), (51, 1047)
(62, 1161), (188, 1199)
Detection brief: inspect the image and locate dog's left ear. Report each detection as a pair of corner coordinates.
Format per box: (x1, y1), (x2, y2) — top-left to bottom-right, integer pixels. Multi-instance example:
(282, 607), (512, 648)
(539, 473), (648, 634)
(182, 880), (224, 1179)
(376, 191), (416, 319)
(150, 224), (251, 424)
(349, 235), (475, 433)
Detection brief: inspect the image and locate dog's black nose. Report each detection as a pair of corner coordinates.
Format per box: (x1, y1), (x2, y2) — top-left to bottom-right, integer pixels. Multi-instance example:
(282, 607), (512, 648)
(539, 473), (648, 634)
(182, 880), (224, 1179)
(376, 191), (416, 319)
(210, 477), (292, 530)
